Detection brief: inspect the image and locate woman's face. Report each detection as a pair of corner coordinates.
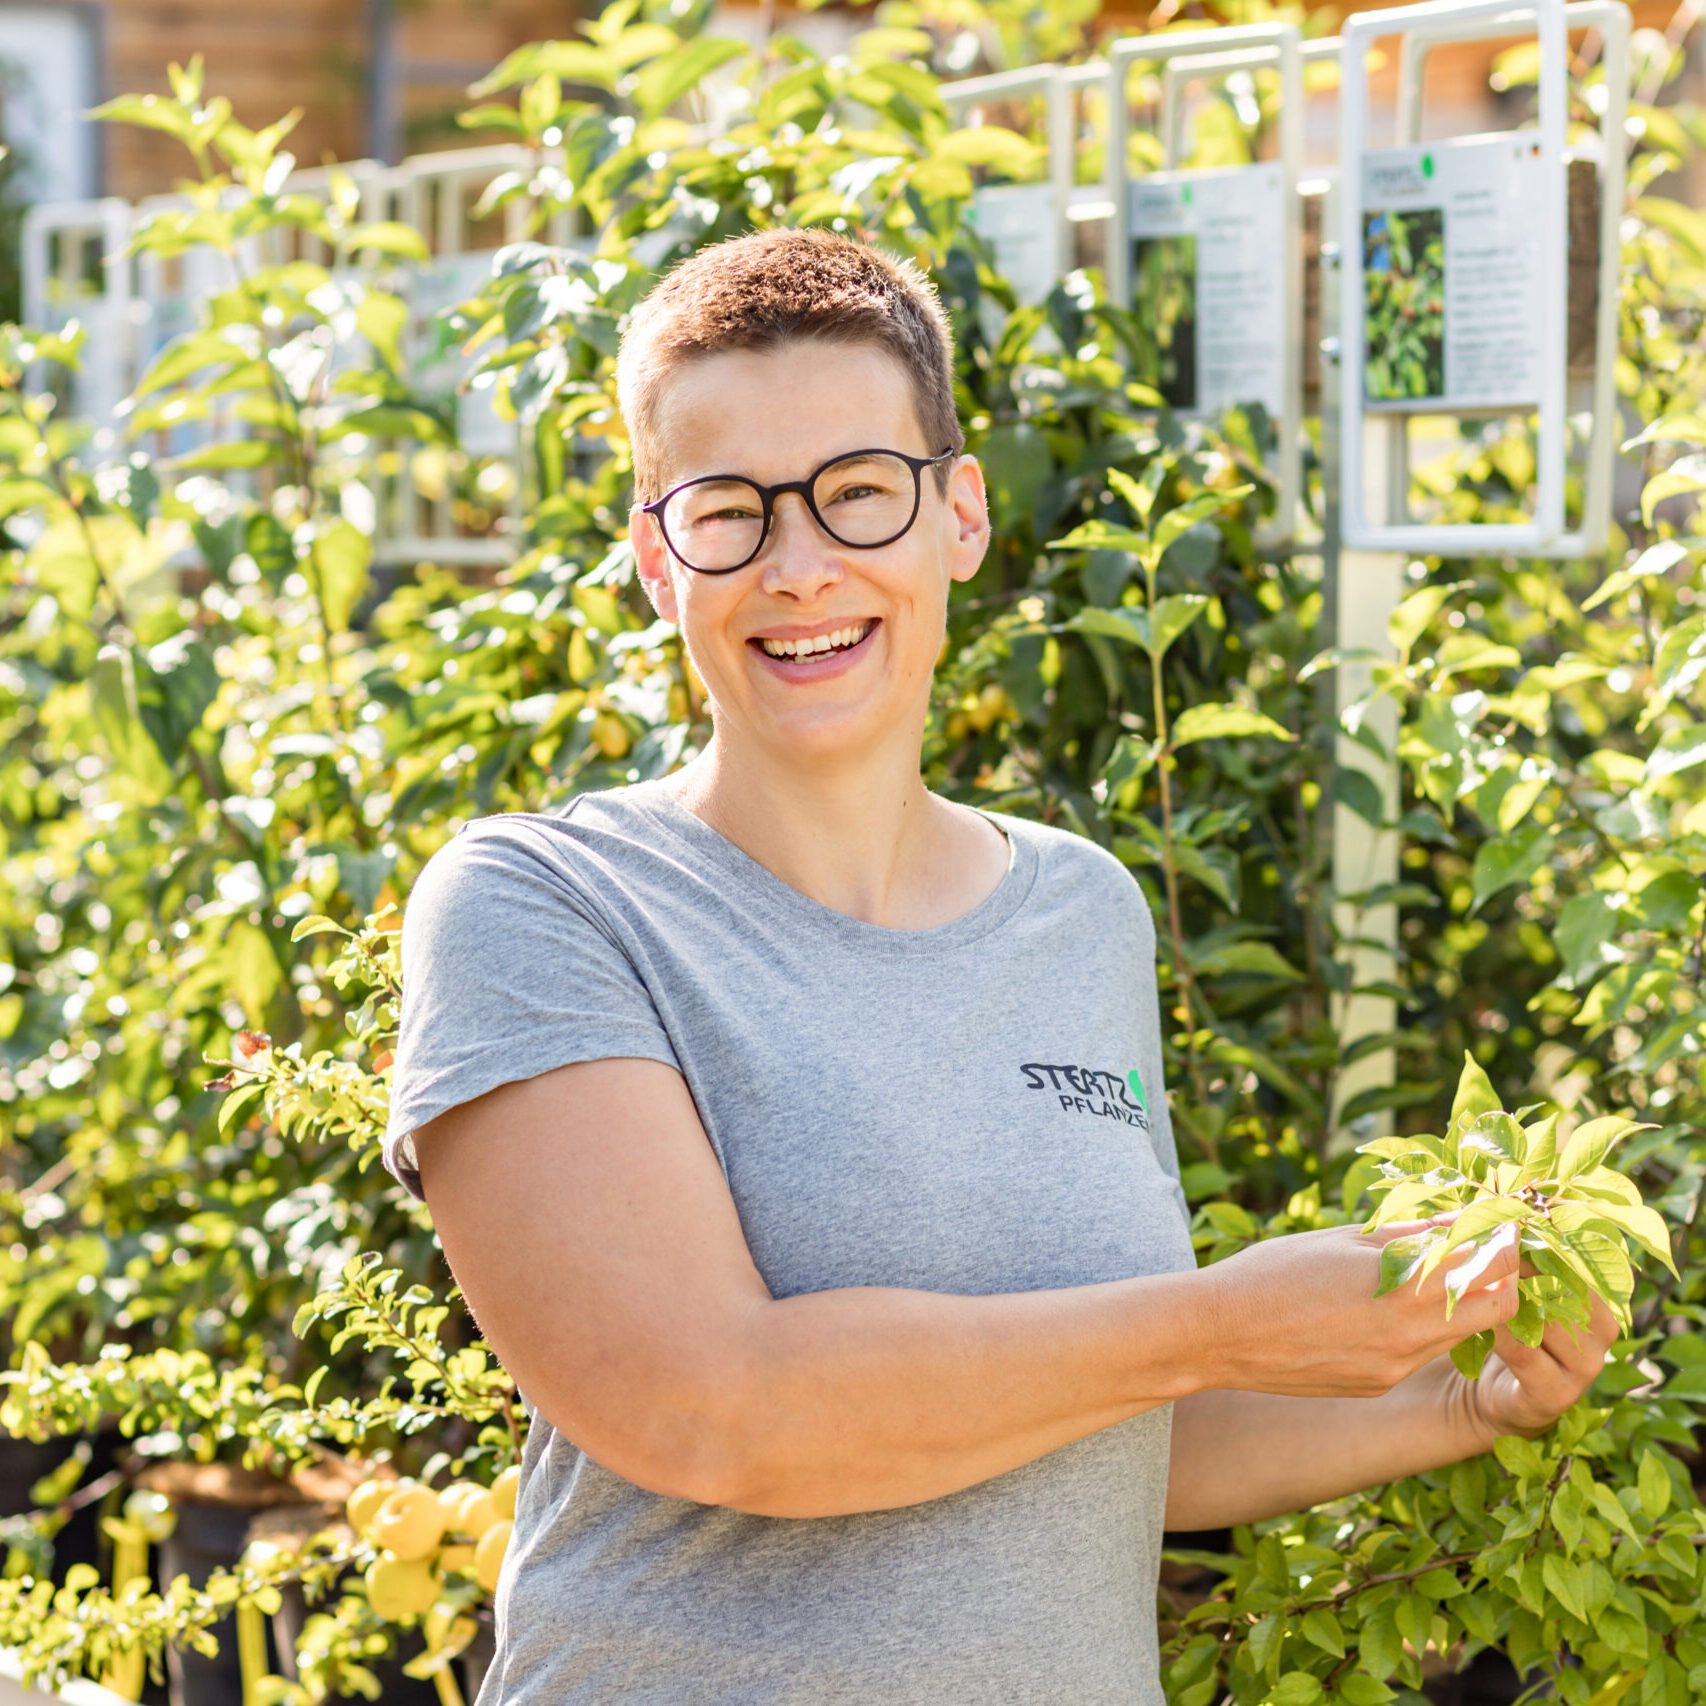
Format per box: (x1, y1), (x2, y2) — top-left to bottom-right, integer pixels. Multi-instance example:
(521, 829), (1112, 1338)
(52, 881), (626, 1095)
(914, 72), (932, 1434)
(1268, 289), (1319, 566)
(631, 339), (989, 768)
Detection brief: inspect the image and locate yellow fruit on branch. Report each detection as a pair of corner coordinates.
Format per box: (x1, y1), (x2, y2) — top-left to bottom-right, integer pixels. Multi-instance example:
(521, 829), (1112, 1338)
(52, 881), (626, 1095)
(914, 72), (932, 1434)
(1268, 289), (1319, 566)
(474, 1518), (513, 1592)
(491, 1465), (521, 1520)
(438, 1543), (477, 1579)
(457, 1488), (500, 1540)
(346, 1477), (395, 1538)
(365, 1554), (439, 1622)
(591, 711), (630, 759)
(437, 1481), (485, 1527)
(371, 1481), (448, 1562)
(968, 683), (1012, 733)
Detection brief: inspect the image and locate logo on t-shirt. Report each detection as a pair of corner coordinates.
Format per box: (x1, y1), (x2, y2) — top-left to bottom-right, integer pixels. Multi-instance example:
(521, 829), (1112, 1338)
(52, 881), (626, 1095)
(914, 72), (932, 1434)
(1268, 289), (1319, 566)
(1020, 1062), (1150, 1131)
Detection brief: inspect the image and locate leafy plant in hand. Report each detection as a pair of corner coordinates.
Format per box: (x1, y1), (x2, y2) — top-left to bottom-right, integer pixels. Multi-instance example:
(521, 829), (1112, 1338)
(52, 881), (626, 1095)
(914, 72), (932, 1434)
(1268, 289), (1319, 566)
(1358, 1053), (1675, 1382)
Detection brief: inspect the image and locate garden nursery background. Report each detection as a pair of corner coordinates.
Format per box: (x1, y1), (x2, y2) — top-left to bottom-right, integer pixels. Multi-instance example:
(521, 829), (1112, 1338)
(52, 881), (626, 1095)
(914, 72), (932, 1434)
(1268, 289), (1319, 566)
(0, 0), (1704, 1702)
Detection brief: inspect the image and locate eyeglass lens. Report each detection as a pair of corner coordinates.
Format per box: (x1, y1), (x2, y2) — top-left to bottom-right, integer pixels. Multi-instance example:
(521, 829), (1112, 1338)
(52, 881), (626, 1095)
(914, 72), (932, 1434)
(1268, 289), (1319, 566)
(662, 452), (921, 572)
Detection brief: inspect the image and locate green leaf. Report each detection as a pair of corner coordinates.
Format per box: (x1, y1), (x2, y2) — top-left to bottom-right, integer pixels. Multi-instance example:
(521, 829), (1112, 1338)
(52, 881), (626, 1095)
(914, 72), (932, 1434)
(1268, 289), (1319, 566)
(1589, 1481), (1640, 1540)
(631, 37), (746, 117)
(1468, 823), (1552, 914)
(1334, 766), (1386, 826)
(1147, 594), (1211, 658)
(1542, 1553), (1588, 1621)
(1449, 1052), (1501, 1136)
(290, 915), (345, 943)
(1169, 703), (1295, 749)
(345, 221), (431, 261)
(1299, 1607), (1344, 1657)
(134, 329), (256, 397)
(1265, 1675), (1323, 1706)
(1153, 487), (1250, 562)
(354, 291), (409, 371)
(1644, 723), (1706, 782)
(1387, 581), (1470, 661)
(1188, 941), (1301, 980)
(309, 520), (373, 633)
(1553, 891), (1620, 985)
(1062, 607), (1150, 649)
(938, 127), (1040, 176)
(1637, 1448), (1671, 1520)
(1631, 869), (1700, 932)
(87, 92), (193, 141)
(470, 39), (615, 97)
(1641, 455), (1706, 527)
(1105, 465), (1153, 525)
(1451, 1329), (1494, 1380)
(1045, 519), (1151, 553)
(90, 646), (175, 797)
(1246, 1610), (1284, 1672)
(1357, 1602), (1403, 1680)
(1555, 1115), (1643, 1184)
(1493, 1433), (1546, 1479)
(1374, 1231), (1437, 1298)
(1509, 1287), (1546, 1346)
(1574, 1200), (1679, 1278)
(1338, 1676), (1397, 1705)
(1553, 1227), (1634, 1312)
(170, 438), (281, 472)
(216, 1080), (266, 1134)
(1582, 539), (1692, 611)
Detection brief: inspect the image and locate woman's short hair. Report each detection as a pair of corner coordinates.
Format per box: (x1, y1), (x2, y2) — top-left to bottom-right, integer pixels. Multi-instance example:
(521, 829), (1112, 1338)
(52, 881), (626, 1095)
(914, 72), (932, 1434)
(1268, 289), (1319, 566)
(616, 227), (964, 506)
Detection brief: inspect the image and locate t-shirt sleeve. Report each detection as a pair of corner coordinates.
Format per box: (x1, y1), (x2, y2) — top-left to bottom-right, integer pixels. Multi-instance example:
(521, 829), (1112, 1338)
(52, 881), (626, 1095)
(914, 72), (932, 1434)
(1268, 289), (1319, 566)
(381, 819), (681, 1203)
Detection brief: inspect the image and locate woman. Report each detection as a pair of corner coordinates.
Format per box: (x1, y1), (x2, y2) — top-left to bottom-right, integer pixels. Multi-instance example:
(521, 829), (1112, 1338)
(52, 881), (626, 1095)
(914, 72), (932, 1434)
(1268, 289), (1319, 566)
(382, 228), (1614, 1704)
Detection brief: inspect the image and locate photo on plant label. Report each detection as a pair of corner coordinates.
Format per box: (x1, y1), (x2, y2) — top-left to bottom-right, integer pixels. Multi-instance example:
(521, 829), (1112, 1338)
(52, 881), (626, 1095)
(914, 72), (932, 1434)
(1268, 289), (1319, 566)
(1131, 233), (1197, 410)
(1362, 207), (1445, 402)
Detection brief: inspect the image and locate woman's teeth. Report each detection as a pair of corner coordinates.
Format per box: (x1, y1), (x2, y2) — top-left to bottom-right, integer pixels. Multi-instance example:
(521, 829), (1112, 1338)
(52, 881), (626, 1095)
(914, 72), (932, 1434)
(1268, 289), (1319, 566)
(758, 620), (874, 659)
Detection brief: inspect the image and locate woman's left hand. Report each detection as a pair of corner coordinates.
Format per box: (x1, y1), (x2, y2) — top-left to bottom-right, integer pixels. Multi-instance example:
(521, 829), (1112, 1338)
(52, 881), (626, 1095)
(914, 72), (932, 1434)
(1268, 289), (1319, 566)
(1463, 1273), (1622, 1442)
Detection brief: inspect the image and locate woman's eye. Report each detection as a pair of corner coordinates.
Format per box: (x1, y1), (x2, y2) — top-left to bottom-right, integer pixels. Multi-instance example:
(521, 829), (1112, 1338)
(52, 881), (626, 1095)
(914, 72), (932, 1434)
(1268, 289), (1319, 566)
(829, 484), (880, 504)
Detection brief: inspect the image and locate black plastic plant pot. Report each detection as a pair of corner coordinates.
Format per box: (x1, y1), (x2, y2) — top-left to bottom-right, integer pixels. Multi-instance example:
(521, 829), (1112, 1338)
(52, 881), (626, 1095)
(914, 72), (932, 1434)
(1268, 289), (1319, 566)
(0, 1426), (127, 1587)
(155, 1496), (253, 1706)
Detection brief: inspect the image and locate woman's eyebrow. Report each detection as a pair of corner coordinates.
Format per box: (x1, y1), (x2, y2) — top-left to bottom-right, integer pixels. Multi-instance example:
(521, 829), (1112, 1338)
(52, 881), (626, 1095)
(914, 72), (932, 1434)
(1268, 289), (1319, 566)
(675, 448), (907, 486)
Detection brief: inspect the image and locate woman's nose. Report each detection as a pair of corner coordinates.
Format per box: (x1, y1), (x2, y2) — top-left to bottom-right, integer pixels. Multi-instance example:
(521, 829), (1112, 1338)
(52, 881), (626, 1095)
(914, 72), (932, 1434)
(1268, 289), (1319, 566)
(754, 492), (845, 592)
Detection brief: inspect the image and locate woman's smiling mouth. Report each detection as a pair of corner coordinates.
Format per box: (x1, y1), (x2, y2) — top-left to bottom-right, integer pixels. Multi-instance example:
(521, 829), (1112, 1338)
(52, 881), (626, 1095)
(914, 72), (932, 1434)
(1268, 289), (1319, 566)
(747, 619), (881, 682)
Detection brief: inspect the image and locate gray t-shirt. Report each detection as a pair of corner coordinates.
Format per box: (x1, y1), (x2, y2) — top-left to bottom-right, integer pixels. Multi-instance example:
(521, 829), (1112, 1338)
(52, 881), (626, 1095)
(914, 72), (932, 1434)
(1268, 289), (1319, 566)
(382, 776), (1197, 1705)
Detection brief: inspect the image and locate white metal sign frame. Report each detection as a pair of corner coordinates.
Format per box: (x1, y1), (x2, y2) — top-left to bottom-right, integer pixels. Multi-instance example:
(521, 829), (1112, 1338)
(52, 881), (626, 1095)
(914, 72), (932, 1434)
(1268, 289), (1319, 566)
(1104, 24), (1307, 547)
(1339, 0), (1571, 554)
(943, 64), (1074, 298)
(1388, 0), (1630, 555)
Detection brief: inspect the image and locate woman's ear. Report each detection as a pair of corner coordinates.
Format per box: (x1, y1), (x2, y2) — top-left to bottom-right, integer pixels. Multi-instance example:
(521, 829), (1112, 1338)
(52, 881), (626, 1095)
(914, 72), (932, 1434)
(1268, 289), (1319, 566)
(945, 455), (990, 585)
(632, 509), (682, 625)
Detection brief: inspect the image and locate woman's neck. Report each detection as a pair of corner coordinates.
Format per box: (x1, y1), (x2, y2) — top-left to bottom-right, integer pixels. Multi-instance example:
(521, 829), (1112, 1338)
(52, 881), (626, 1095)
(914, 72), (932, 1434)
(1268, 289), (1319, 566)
(660, 742), (1006, 932)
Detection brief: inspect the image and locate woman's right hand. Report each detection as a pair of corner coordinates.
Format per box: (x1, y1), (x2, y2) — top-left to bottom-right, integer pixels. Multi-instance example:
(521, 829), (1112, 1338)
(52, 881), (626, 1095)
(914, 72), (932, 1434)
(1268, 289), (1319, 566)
(1199, 1215), (1524, 1398)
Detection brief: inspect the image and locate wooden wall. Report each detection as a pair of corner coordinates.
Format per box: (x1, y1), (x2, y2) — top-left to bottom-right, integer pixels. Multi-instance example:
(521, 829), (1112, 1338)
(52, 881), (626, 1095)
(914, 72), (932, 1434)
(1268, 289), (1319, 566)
(91, 0), (1706, 204)
(100, 0), (581, 202)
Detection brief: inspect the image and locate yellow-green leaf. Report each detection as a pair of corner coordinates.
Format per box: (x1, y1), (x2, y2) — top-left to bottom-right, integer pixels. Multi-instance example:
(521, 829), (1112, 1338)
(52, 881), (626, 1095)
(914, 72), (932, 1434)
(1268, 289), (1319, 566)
(1170, 704), (1295, 749)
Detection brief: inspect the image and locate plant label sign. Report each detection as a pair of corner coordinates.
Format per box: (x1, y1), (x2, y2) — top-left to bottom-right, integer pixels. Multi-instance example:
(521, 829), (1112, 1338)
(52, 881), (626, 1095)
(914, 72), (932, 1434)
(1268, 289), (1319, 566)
(1127, 162), (1287, 419)
(1360, 133), (1551, 412)
(409, 252), (517, 458)
(968, 182), (1062, 307)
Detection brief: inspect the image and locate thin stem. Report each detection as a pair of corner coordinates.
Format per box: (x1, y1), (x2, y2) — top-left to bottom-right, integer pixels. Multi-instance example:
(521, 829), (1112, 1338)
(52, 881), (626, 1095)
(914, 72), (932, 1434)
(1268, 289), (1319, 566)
(1145, 557), (1213, 1148)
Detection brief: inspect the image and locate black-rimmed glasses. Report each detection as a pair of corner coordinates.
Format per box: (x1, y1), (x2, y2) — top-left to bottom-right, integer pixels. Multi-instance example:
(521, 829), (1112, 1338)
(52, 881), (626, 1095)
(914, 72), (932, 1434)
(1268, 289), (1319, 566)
(641, 446), (955, 575)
